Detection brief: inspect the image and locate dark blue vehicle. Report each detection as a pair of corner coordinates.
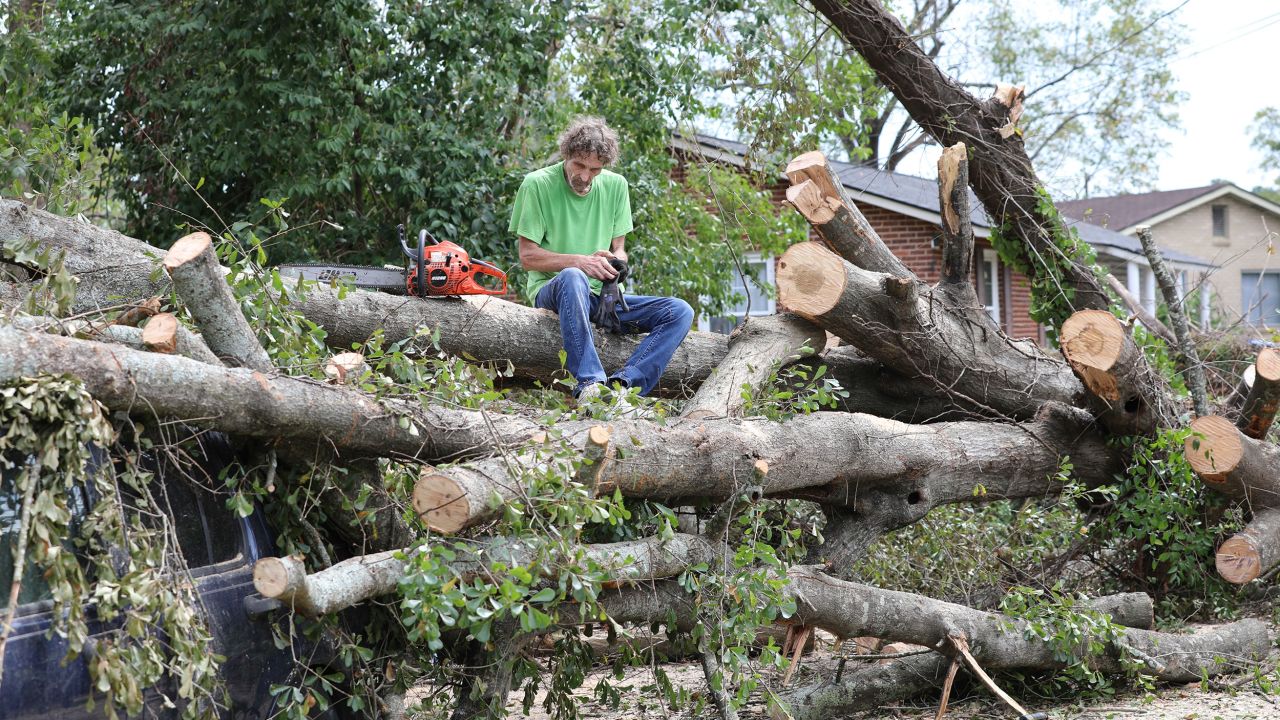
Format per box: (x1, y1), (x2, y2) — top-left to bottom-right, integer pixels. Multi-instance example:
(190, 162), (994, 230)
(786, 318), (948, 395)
(0, 438), (329, 719)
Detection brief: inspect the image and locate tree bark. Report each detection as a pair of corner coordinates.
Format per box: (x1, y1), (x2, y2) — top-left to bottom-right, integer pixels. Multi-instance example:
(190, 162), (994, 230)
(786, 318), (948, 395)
(1059, 309), (1174, 435)
(681, 313), (826, 420)
(774, 591), (1157, 719)
(414, 400), (1119, 535)
(163, 232), (274, 372)
(796, 346), (963, 421)
(0, 201), (726, 395)
(1184, 415), (1280, 508)
(1216, 506), (1280, 585)
(777, 240), (1084, 420)
(1237, 348), (1280, 439)
(0, 199), (169, 313)
(807, 0), (1112, 317)
(936, 143), (975, 300)
(784, 151), (913, 278)
(253, 533), (726, 616)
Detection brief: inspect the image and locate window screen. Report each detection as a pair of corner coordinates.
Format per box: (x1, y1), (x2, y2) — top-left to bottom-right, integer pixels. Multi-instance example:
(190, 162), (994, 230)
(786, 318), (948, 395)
(708, 257), (775, 335)
(1212, 205), (1228, 237)
(1243, 272), (1280, 325)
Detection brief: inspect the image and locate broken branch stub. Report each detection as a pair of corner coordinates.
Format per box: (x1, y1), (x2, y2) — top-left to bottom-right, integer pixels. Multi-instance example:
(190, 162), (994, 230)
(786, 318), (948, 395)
(141, 312), (179, 354)
(785, 151), (913, 278)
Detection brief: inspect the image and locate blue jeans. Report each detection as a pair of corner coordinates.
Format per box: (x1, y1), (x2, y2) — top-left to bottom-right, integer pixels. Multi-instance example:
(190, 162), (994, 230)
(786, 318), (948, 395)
(535, 267), (694, 396)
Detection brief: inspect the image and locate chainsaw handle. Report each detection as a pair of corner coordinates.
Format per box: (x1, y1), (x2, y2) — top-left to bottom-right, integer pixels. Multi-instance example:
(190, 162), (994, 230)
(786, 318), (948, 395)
(467, 260), (508, 296)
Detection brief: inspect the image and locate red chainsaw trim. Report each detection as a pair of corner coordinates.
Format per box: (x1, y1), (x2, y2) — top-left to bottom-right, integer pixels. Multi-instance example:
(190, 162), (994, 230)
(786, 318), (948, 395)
(406, 240), (508, 297)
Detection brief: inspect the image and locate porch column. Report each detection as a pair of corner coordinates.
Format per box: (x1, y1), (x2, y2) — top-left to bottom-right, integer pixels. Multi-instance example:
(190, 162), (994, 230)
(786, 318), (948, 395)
(1141, 265), (1158, 315)
(1126, 261), (1142, 298)
(1200, 275), (1212, 328)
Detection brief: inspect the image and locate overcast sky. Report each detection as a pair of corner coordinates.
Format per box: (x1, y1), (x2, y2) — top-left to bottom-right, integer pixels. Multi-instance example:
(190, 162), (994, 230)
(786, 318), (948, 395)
(1157, 0), (1280, 191)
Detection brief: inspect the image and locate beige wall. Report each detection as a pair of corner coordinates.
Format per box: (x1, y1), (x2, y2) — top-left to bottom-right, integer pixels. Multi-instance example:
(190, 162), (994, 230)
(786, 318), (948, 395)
(1148, 194), (1280, 322)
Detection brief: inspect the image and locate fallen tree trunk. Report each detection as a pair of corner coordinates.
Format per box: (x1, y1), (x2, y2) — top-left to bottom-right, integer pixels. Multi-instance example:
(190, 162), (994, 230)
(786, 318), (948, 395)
(0, 324), (444, 460)
(253, 533), (725, 616)
(681, 313), (826, 420)
(1059, 309), (1174, 435)
(776, 591), (1157, 719)
(807, 0), (1112, 318)
(776, 240), (1084, 419)
(0, 199), (169, 312)
(414, 401), (1120, 534)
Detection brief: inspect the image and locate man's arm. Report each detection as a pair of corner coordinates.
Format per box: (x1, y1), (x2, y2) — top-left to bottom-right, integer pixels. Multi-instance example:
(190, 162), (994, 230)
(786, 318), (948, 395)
(519, 238), (617, 280)
(608, 235), (627, 263)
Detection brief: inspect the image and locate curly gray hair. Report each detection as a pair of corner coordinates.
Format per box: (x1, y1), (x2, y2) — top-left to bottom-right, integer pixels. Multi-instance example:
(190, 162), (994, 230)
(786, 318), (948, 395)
(558, 117), (620, 166)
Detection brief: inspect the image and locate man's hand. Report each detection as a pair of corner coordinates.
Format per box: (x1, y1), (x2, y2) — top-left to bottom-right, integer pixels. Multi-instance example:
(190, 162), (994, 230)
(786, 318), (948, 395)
(576, 253), (619, 280)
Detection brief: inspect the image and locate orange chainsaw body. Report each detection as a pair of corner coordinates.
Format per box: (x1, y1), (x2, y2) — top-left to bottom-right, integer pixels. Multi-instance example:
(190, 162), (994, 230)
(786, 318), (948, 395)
(406, 240), (508, 297)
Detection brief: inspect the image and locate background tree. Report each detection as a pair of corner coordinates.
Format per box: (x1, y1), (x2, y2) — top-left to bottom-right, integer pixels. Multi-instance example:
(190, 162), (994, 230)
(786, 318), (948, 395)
(706, 0), (1187, 199)
(1250, 106), (1280, 203)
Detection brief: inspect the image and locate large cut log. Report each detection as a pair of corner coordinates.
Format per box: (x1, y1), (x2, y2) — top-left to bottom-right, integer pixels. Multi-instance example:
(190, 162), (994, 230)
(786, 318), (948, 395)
(413, 401), (1120, 534)
(0, 199), (169, 313)
(681, 313), (826, 420)
(1238, 348), (1280, 439)
(1184, 415), (1280, 508)
(0, 324), (455, 460)
(0, 201), (726, 394)
(163, 232), (273, 372)
(807, 0), (1111, 318)
(784, 152), (913, 278)
(1059, 309), (1174, 435)
(776, 240), (1083, 419)
(1216, 507), (1280, 584)
(253, 533), (725, 616)
(776, 591), (1157, 719)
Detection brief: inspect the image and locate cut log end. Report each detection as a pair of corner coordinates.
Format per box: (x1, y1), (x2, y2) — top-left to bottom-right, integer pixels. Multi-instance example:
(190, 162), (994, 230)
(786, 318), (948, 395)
(1216, 536), (1261, 584)
(324, 352), (368, 384)
(1257, 348), (1280, 382)
(587, 425), (612, 448)
(162, 231), (213, 270)
(253, 555), (302, 599)
(777, 243), (847, 319)
(141, 313), (179, 353)
(1185, 416), (1243, 484)
(413, 471), (470, 534)
(1060, 309), (1126, 400)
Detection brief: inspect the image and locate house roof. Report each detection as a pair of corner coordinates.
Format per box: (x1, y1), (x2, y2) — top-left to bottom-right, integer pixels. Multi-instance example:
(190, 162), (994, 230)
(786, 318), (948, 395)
(673, 132), (1214, 268)
(1056, 185), (1224, 231)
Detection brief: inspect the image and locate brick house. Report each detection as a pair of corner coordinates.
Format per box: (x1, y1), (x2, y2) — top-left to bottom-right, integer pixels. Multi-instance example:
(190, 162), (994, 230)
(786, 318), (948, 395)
(1059, 184), (1280, 327)
(674, 133), (1215, 342)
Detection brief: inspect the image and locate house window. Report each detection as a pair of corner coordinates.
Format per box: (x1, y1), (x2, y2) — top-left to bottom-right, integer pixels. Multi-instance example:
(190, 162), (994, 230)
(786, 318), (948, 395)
(977, 248), (1002, 325)
(701, 253), (775, 334)
(1212, 204), (1229, 237)
(1243, 272), (1280, 325)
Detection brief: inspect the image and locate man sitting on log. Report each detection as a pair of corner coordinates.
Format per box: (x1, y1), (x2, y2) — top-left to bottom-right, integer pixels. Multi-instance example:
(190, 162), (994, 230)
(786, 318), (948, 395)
(510, 116), (693, 400)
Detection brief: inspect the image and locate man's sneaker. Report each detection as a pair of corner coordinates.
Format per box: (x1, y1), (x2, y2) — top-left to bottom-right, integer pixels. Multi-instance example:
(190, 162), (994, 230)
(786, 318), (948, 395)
(575, 382), (605, 405)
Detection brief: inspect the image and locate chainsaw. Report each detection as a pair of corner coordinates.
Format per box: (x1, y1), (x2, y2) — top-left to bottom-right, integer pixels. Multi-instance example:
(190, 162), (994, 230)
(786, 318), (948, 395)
(277, 225), (508, 297)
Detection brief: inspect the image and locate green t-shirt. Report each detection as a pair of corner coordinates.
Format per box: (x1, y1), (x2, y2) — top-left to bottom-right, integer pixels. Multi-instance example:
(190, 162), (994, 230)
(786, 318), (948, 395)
(508, 161), (634, 303)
